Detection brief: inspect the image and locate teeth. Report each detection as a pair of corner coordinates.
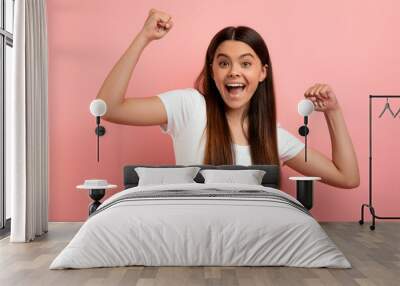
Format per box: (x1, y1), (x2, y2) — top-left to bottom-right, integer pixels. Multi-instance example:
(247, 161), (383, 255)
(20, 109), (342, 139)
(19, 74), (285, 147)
(226, 83), (245, 87)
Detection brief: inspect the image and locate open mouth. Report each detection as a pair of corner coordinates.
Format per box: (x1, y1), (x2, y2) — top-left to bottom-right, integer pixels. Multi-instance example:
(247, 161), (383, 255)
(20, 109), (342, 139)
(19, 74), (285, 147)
(225, 83), (246, 96)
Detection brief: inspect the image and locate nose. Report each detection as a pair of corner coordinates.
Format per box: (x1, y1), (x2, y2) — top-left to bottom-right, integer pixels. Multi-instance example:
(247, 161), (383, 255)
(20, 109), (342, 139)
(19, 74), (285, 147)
(228, 63), (241, 78)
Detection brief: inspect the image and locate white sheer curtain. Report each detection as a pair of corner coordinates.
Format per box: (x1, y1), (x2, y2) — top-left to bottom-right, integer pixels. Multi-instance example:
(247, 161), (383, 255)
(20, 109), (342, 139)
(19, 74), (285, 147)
(7, 0), (49, 242)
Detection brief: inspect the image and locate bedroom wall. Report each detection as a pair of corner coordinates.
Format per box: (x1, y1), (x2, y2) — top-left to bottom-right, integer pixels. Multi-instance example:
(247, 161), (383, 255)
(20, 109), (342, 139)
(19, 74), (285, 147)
(46, 0), (400, 222)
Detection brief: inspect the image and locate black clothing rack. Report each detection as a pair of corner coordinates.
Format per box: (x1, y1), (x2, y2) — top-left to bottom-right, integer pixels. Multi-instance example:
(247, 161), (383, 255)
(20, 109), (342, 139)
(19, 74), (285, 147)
(359, 95), (400, 230)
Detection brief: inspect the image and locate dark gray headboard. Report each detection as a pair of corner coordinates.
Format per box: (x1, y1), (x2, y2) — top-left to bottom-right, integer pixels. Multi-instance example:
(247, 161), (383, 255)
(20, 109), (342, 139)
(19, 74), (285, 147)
(123, 165), (280, 189)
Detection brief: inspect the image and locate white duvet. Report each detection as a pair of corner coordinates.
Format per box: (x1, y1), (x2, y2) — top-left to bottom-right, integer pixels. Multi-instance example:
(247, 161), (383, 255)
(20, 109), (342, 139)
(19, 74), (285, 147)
(50, 183), (351, 269)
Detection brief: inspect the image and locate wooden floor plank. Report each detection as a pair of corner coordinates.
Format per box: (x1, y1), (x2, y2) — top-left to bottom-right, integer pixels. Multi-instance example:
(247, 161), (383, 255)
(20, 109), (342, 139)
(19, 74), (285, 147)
(0, 222), (399, 286)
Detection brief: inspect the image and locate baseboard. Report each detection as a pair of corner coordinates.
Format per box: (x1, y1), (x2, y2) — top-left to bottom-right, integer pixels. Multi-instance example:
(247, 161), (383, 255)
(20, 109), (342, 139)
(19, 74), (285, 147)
(0, 218), (11, 239)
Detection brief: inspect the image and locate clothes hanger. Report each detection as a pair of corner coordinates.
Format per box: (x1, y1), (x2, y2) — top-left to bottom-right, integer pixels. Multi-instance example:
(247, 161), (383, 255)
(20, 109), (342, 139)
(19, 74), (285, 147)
(393, 105), (400, 118)
(378, 97), (396, 118)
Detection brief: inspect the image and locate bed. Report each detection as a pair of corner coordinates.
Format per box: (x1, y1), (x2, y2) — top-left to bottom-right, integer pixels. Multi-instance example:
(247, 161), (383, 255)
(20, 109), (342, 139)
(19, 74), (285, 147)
(50, 164), (351, 269)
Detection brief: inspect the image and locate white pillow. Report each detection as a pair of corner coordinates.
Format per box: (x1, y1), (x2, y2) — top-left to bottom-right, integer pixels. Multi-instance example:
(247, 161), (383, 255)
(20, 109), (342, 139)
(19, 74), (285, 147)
(200, 169), (266, 185)
(135, 167), (201, 186)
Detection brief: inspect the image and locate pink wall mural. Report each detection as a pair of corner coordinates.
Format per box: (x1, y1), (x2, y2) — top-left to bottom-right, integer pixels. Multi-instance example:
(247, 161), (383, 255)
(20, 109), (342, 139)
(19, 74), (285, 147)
(46, 0), (400, 221)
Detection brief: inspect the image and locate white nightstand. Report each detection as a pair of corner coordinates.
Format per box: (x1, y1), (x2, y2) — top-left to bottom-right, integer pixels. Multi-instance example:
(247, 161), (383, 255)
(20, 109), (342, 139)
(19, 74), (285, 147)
(289, 176), (321, 210)
(77, 180), (117, 215)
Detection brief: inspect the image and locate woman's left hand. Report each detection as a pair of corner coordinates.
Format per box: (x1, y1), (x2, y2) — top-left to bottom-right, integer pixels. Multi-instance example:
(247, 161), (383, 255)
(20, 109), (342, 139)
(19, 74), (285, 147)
(304, 83), (340, 113)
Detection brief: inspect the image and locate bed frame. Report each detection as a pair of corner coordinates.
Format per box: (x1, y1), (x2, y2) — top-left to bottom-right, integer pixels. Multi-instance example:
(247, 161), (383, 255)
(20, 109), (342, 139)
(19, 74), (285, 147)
(123, 164), (280, 190)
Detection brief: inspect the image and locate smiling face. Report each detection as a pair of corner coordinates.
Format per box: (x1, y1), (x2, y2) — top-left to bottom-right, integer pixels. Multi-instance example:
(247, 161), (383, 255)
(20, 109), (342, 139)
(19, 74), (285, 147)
(211, 40), (267, 116)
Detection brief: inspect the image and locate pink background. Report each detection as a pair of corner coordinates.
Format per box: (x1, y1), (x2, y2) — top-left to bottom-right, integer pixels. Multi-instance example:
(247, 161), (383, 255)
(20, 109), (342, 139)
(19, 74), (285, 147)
(46, 0), (400, 221)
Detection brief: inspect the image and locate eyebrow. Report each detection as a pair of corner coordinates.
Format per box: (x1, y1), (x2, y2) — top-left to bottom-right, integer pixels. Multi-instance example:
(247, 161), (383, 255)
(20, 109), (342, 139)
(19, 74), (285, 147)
(216, 53), (254, 59)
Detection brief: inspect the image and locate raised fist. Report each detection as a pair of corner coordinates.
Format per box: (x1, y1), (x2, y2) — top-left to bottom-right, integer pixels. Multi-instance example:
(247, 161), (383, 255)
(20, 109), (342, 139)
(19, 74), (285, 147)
(140, 9), (174, 42)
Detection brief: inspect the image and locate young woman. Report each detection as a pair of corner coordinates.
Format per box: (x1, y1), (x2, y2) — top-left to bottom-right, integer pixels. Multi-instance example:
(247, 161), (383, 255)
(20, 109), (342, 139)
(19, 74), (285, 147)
(96, 9), (360, 189)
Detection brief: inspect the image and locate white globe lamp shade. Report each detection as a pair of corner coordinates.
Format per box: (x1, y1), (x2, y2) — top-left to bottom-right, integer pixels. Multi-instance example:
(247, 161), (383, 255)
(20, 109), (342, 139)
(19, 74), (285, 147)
(90, 99), (107, 117)
(297, 99), (314, 117)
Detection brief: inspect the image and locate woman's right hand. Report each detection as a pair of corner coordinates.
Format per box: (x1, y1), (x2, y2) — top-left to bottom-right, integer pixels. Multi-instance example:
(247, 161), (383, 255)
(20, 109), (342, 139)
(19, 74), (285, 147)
(140, 9), (174, 42)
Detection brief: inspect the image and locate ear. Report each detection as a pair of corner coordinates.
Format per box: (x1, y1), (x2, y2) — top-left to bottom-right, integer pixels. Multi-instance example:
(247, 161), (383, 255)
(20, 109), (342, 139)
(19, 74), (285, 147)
(259, 64), (268, 82)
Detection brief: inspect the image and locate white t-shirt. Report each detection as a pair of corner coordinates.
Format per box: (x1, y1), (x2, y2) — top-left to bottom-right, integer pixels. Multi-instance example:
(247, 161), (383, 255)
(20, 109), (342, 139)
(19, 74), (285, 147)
(157, 88), (304, 166)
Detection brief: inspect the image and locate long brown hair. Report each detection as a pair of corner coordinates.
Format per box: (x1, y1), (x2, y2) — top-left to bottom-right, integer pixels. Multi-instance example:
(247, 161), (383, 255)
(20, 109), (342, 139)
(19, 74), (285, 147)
(194, 26), (279, 165)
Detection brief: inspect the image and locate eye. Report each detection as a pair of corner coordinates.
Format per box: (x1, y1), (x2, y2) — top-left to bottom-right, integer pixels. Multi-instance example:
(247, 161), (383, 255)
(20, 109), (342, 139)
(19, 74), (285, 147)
(218, 61), (229, 68)
(242, 62), (252, 68)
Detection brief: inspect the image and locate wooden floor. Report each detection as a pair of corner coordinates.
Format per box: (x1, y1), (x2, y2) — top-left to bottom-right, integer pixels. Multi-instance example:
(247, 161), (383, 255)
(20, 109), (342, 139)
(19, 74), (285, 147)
(0, 222), (399, 286)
